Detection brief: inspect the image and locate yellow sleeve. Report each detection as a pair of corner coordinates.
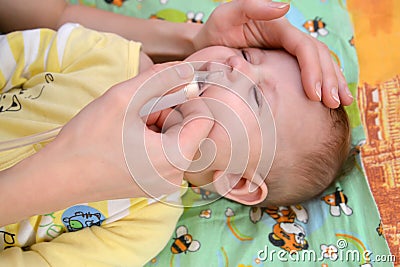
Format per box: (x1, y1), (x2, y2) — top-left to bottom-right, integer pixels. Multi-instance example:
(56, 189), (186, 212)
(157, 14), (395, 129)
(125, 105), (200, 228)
(0, 23), (142, 163)
(0, 23), (140, 94)
(0, 202), (183, 267)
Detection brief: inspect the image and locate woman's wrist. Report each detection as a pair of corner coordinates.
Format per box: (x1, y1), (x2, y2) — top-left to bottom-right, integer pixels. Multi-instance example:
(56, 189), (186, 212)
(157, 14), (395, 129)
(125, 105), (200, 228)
(0, 144), (79, 226)
(59, 4), (201, 62)
(144, 20), (201, 62)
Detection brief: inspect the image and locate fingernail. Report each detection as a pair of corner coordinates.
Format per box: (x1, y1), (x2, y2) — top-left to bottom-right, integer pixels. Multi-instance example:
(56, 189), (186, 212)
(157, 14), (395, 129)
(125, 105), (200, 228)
(331, 87), (340, 103)
(315, 82), (322, 101)
(267, 1), (289, 9)
(175, 63), (194, 79)
(345, 86), (353, 98)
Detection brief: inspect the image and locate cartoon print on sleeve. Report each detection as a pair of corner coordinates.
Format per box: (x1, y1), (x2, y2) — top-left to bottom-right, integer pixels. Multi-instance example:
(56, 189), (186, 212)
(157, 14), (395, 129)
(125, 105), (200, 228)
(61, 205), (105, 232)
(0, 73), (54, 114)
(0, 230), (16, 250)
(0, 94), (21, 113)
(38, 212), (65, 241)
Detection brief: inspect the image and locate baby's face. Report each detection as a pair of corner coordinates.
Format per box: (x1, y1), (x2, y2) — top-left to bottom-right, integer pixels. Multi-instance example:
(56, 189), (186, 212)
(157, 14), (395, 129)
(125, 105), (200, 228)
(183, 46), (330, 194)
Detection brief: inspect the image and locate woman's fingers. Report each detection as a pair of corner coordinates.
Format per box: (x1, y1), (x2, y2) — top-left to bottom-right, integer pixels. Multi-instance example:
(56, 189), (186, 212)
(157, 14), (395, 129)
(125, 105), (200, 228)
(215, 0), (289, 25)
(316, 41), (340, 108)
(162, 97), (214, 171)
(280, 25), (353, 108)
(317, 40), (354, 108)
(279, 26), (324, 102)
(335, 62), (354, 106)
(114, 61), (194, 104)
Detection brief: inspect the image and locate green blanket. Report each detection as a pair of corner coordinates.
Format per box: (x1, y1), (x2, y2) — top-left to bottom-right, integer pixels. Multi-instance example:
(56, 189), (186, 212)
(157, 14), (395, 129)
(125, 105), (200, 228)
(69, 0), (393, 266)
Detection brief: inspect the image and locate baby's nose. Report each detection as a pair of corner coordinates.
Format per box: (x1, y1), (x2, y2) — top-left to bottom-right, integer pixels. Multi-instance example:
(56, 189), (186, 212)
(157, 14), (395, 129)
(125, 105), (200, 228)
(226, 55), (247, 71)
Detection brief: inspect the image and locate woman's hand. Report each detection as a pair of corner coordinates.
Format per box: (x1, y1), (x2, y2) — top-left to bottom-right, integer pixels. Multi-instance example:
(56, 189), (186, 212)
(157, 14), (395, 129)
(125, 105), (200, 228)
(0, 62), (213, 226)
(195, 0), (353, 108)
(54, 62), (213, 200)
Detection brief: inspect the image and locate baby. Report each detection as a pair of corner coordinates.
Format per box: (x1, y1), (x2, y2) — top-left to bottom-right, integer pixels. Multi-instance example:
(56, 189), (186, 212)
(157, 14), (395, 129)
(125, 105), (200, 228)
(178, 46), (351, 206)
(138, 44), (351, 206)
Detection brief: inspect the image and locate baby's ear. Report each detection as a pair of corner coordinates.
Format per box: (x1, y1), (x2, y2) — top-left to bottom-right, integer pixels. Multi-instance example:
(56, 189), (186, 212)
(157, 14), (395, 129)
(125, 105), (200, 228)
(212, 171), (268, 205)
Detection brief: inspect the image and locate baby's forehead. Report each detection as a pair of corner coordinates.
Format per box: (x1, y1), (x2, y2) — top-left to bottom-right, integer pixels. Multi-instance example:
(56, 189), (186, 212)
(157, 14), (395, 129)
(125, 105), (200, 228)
(255, 50), (303, 109)
(256, 49), (300, 86)
(251, 48), (297, 63)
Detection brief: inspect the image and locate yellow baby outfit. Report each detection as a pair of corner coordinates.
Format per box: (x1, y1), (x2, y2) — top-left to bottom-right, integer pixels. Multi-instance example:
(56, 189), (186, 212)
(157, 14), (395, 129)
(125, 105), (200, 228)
(0, 24), (183, 266)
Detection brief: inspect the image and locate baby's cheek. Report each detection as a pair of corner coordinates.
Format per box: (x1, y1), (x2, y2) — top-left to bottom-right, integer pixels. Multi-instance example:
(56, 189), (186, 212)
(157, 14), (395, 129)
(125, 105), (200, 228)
(248, 127), (263, 164)
(207, 123), (232, 169)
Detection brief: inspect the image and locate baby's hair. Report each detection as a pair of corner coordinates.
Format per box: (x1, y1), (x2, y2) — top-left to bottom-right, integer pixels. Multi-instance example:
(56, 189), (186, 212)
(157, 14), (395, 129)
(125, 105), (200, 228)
(262, 105), (351, 206)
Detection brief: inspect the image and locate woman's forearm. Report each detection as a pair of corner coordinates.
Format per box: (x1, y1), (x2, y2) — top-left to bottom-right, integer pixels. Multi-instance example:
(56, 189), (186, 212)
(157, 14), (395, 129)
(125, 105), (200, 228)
(0, 0), (201, 62)
(0, 146), (74, 226)
(0, 0), (66, 31)
(58, 5), (201, 62)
